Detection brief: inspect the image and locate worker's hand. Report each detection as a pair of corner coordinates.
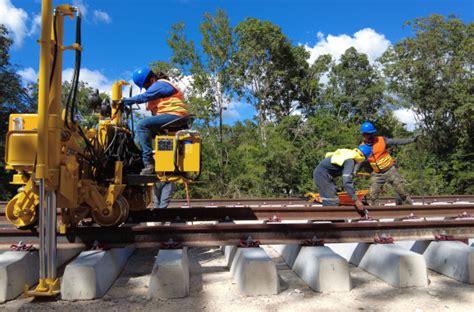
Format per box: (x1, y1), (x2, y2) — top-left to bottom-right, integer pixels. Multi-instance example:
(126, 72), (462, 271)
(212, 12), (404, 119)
(354, 199), (364, 210)
(354, 199), (369, 218)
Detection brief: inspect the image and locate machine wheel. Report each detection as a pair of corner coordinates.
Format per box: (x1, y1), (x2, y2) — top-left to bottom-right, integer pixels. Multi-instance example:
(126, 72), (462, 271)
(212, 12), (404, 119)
(5, 194), (38, 228)
(91, 195), (129, 227)
(116, 195), (130, 224)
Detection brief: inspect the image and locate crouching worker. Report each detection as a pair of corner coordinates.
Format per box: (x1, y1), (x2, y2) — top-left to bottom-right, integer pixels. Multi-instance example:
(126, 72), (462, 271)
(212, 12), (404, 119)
(313, 145), (373, 216)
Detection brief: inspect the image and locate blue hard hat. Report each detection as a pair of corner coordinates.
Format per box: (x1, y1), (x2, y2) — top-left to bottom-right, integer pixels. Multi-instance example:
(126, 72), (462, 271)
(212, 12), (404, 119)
(357, 144), (373, 159)
(360, 121), (377, 134)
(132, 66), (152, 89)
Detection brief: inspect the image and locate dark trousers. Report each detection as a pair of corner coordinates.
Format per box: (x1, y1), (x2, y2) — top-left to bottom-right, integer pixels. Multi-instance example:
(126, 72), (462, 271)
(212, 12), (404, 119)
(367, 166), (413, 206)
(313, 166), (339, 206)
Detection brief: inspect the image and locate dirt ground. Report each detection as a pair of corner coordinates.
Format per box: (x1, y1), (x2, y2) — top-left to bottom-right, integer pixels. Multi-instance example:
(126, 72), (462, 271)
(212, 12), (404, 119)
(1, 244), (473, 312)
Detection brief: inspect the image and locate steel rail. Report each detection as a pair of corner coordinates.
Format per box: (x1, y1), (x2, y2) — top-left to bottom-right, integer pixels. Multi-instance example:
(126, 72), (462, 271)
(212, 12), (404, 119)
(63, 219), (474, 246)
(166, 195), (474, 207)
(1, 220), (473, 246)
(1, 195), (474, 212)
(127, 204), (474, 222)
(0, 204), (472, 224)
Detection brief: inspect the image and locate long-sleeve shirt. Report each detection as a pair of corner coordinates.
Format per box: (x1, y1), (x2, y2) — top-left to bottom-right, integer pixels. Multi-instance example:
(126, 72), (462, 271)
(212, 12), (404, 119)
(384, 137), (416, 147)
(318, 157), (358, 201)
(121, 80), (177, 105)
(353, 136), (416, 173)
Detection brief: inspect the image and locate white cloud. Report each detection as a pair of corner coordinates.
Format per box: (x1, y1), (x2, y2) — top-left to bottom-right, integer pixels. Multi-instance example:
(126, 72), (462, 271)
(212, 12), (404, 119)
(63, 68), (113, 94)
(0, 0), (28, 46)
(72, 0), (88, 17)
(93, 10), (111, 24)
(305, 28), (391, 64)
(16, 67), (114, 92)
(394, 108), (418, 131)
(17, 67), (38, 83)
(223, 101), (242, 120)
(28, 14), (41, 36)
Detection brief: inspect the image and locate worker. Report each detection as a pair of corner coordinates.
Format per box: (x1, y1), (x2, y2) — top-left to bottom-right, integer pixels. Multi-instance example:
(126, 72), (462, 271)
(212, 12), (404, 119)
(313, 145), (373, 215)
(121, 66), (189, 175)
(153, 182), (175, 209)
(359, 121), (417, 206)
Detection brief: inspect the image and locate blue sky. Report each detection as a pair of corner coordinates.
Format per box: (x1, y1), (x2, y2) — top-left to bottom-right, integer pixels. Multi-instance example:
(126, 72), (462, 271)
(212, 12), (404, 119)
(2, 0), (473, 126)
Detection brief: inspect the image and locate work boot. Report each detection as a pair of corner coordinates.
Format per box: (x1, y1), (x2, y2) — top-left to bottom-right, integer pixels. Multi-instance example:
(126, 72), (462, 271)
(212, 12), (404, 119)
(140, 164), (155, 175)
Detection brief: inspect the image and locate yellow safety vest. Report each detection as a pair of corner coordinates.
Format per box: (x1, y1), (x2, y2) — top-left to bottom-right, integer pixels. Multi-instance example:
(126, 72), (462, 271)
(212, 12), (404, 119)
(325, 149), (365, 166)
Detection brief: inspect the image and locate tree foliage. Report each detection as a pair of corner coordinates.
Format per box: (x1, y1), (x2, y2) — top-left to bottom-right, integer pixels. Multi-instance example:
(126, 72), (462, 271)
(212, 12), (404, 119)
(325, 47), (386, 122)
(381, 15), (474, 193)
(0, 25), (35, 199)
(1, 14), (473, 201)
(232, 18), (309, 141)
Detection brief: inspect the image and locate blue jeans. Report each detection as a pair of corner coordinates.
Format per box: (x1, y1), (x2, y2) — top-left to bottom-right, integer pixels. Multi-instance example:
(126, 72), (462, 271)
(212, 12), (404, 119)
(136, 114), (181, 165)
(153, 182), (175, 208)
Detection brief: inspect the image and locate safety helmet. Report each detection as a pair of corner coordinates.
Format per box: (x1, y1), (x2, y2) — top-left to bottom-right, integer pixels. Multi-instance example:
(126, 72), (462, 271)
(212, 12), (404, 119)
(132, 66), (152, 89)
(357, 144), (373, 159)
(360, 121), (377, 134)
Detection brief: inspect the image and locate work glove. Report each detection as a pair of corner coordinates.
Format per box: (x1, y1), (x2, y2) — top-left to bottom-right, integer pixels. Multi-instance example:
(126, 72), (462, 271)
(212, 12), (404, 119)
(354, 199), (369, 218)
(354, 199), (364, 210)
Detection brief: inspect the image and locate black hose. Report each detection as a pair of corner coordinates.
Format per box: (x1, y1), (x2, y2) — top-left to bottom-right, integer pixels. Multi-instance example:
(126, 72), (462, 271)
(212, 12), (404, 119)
(49, 12), (58, 88)
(70, 14), (81, 124)
(129, 86), (135, 137)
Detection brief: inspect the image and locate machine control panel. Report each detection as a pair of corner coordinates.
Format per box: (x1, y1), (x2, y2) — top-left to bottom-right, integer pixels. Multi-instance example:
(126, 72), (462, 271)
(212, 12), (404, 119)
(157, 139), (174, 151)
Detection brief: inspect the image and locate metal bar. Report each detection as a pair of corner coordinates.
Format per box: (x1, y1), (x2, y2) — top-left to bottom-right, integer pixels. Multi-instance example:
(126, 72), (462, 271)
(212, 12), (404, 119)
(166, 195), (474, 206)
(0, 203), (472, 224)
(63, 220), (474, 246)
(127, 204), (474, 222)
(46, 191), (57, 279)
(38, 179), (46, 280)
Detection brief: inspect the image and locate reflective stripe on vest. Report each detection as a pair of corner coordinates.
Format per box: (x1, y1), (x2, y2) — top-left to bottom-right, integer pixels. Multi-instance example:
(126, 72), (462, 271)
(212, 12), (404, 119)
(367, 136), (394, 172)
(146, 79), (189, 116)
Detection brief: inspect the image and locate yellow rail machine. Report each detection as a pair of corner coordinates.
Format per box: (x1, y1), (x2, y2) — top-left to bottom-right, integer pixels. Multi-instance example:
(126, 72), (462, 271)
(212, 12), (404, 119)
(3, 0), (201, 296)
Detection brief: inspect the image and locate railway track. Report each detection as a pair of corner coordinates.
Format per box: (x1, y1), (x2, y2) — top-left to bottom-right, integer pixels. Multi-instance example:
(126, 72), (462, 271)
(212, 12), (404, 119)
(0, 203), (472, 222)
(166, 195), (474, 207)
(1, 195), (473, 213)
(0, 219), (472, 246)
(0, 195), (472, 246)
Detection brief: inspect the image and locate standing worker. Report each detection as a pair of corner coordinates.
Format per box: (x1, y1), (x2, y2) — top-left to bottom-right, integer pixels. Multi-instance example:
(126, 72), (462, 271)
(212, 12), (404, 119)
(359, 121), (417, 206)
(121, 66), (189, 175)
(313, 145), (373, 216)
(153, 182), (175, 209)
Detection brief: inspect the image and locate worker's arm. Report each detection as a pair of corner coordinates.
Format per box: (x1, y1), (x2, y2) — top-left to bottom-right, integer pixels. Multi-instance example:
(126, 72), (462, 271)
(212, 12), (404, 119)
(384, 136), (416, 147)
(121, 81), (177, 105)
(352, 161), (363, 175)
(342, 159), (358, 201)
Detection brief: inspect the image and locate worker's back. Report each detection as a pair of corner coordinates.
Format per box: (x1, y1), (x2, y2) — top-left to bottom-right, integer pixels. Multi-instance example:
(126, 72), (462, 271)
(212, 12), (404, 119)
(316, 157), (352, 177)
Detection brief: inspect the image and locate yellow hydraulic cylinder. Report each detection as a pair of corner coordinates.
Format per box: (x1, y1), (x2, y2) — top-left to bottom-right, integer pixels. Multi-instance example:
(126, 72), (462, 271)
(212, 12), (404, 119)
(47, 10), (64, 187)
(36, 0), (53, 179)
(111, 80), (129, 124)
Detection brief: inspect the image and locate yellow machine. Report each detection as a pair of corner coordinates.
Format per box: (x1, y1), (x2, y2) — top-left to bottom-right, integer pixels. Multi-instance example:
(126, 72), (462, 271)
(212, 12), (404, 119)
(3, 0), (201, 296)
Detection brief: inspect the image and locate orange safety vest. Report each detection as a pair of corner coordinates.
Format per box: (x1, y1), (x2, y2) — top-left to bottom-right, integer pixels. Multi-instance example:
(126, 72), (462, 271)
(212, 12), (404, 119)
(146, 79), (189, 117)
(367, 136), (395, 173)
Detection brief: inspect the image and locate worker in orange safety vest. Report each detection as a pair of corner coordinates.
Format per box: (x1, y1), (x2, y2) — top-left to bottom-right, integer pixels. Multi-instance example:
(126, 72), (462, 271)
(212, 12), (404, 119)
(358, 121), (418, 206)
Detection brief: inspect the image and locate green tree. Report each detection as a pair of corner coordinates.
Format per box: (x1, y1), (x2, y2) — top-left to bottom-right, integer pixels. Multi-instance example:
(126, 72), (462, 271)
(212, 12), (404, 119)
(165, 11), (236, 195)
(232, 18), (309, 142)
(0, 25), (35, 200)
(381, 15), (474, 193)
(325, 47), (386, 122)
(299, 54), (332, 117)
